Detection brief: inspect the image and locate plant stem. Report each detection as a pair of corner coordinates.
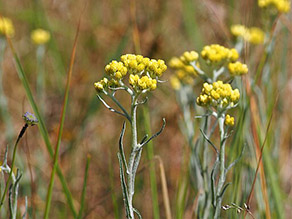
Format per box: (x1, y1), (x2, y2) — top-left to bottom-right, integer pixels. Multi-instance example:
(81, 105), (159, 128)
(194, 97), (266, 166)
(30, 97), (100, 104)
(202, 115), (211, 219)
(36, 45), (46, 113)
(0, 123), (28, 208)
(214, 115), (226, 218)
(126, 96), (138, 218)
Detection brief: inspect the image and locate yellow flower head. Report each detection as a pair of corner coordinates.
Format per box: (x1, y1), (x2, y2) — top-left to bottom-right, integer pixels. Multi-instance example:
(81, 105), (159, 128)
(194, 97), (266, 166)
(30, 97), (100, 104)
(129, 74), (157, 91)
(197, 81), (240, 109)
(180, 51), (199, 64)
(258, 0), (290, 13)
(169, 51), (201, 89)
(95, 54), (166, 94)
(31, 29), (50, 45)
(228, 61), (248, 76)
(0, 17), (14, 37)
(94, 78), (108, 92)
(225, 114), (235, 126)
(201, 44), (239, 64)
(231, 25), (265, 45)
(147, 59), (167, 77)
(121, 54), (167, 78)
(105, 60), (127, 79)
(169, 57), (185, 69)
(231, 24), (248, 37)
(246, 27), (265, 44)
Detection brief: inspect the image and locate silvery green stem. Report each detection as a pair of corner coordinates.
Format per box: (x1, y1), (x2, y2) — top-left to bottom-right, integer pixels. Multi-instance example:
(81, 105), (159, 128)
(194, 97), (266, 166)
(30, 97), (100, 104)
(214, 115), (226, 218)
(178, 86), (194, 145)
(201, 115), (211, 219)
(126, 96), (139, 219)
(36, 45), (45, 110)
(177, 87), (199, 184)
(234, 39), (244, 54)
(213, 67), (225, 82)
(10, 170), (22, 219)
(0, 166), (16, 184)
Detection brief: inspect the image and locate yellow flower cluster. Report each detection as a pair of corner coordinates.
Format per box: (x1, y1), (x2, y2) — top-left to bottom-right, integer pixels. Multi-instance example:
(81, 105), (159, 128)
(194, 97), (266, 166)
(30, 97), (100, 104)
(105, 60), (128, 79)
(225, 114), (235, 126)
(94, 78), (108, 92)
(121, 54), (167, 77)
(0, 17), (14, 37)
(180, 51), (199, 64)
(228, 61), (248, 76)
(201, 44), (239, 64)
(247, 27), (265, 44)
(169, 57), (197, 75)
(168, 51), (200, 89)
(31, 29), (50, 45)
(258, 0), (290, 13)
(197, 81), (240, 108)
(231, 25), (265, 44)
(129, 74), (157, 91)
(94, 54), (166, 93)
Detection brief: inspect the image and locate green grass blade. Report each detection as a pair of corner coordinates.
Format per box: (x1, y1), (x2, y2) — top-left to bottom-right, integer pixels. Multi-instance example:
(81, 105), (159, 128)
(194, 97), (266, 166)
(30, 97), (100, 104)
(44, 13), (81, 219)
(142, 104), (160, 219)
(77, 155), (91, 219)
(108, 151), (120, 219)
(182, 0), (203, 48)
(5, 28), (77, 217)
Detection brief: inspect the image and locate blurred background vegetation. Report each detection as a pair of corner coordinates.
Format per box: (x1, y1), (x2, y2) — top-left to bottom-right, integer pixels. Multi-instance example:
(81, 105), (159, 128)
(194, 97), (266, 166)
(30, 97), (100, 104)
(0, 0), (291, 218)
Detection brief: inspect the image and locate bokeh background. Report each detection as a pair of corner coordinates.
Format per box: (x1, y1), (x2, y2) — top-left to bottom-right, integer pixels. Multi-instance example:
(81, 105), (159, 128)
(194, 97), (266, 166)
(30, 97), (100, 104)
(0, 0), (291, 218)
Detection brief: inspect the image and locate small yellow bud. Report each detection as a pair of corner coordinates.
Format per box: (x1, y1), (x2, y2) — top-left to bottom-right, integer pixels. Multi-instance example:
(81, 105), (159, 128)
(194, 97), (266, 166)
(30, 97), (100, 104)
(142, 57), (150, 66)
(115, 72), (122, 79)
(129, 74), (139, 86)
(229, 49), (239, 62)
(225, 114), (235, 126)
(129, 60), (138, 69)
(211, 90), (220, 100)
(169, 57), (184, 69)
(136, 55), (143, 62)
(94, 82), (104, 92)
(137, 63), (145, 72)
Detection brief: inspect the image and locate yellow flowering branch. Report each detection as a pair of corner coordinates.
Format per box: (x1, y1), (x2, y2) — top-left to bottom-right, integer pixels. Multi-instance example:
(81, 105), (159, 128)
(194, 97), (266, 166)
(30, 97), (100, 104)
(94, 54), (167, 218)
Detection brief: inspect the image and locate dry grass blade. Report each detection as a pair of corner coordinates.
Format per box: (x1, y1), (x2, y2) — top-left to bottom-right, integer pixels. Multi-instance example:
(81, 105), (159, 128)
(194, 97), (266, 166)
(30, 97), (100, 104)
(248, 93), (271, 219)
(245, 82), (279, 218)
(155, 156), (172, 219)
(279, 15), (292, 34)
(190, 189), (202, 219)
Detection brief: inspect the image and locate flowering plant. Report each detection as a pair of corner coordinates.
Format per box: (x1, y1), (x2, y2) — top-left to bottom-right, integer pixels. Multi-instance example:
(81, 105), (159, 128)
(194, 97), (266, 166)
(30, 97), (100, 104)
(94, 54), (167, 218)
